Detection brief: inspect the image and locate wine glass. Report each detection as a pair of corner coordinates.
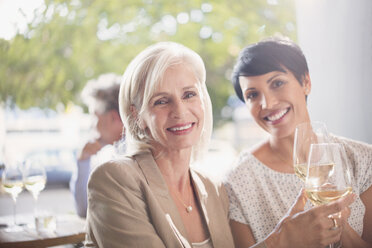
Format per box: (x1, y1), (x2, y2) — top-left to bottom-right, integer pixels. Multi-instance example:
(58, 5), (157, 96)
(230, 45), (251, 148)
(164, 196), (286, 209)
(1, 163), (24, 232)
(305, 143), (352, 248)
(23, 159), (47, 216)
(293, 121), (330, 181)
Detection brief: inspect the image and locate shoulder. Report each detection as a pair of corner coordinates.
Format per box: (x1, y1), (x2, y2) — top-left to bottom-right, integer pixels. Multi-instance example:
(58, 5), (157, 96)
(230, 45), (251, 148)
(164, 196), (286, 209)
(192, 169), (230, 209)
(234, 140), (267, 170)
(192, 170), (228, 201)
(192, 170), (224, 194)
(332, 135), (372, 149)
(332, 135), (372, 193)
(331, 135), (372, 160)
(225, 149), (259, 180)
(88, 155), (142, 191)
(91, 156), (137, 177)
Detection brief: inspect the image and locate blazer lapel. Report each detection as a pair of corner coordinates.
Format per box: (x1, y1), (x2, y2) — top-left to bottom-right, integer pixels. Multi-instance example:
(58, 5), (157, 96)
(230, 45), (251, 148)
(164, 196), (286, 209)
(190, 170), (209, 223)
(134, 152), (191, 245)
(190, 170), (228, 248)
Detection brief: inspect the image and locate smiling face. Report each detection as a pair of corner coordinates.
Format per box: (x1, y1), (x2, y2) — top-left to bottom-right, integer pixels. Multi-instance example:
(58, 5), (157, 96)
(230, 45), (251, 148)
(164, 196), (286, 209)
(141, 63), (205, 155)
(239, 69), (311, 139)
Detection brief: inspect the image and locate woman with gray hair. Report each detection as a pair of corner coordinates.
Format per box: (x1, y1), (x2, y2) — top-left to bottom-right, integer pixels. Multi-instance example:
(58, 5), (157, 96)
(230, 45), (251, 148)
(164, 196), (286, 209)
(84, 42), (235, 247)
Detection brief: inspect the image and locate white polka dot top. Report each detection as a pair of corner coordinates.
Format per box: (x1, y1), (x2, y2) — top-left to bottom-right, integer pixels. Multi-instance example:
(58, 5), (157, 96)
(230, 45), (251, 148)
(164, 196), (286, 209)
(224, 135), (372, 243)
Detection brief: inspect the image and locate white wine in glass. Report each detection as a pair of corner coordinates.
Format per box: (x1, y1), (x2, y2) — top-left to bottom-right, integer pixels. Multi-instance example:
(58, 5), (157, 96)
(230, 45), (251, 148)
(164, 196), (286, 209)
(1, 164), (24, 232)
(305, 143), (353, 248)
(3, 180), (23, 201)
(293, 121), (330, 181)
(306, 185), (352, 206)
(23, 160), (47, 215)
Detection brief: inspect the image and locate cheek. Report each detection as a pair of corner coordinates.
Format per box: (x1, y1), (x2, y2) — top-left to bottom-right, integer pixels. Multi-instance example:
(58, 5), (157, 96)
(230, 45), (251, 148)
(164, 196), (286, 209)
(145, 113), (164, 136)
(150, 113), (163, 126)
(246, 103), (257, 117)
(197, 103), (205, 117)
(292, 91), (307, 108)
(141, 110), (157, 129)
(195, 103), (206, 124)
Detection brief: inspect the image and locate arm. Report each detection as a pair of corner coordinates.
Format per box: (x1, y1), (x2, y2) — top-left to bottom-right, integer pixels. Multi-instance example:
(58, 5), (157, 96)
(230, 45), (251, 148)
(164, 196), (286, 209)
(69, 140), (102, 217)
(85, 161), (166, 248)
(338, 138), (372, 247)
(69, 158), (90, 218)
(264, 191), (356, 248)
(230, 191), (356, 248)
(230, 220), (257, 248)
(341, 185), (372, 248)
(361, 186), (372, 245)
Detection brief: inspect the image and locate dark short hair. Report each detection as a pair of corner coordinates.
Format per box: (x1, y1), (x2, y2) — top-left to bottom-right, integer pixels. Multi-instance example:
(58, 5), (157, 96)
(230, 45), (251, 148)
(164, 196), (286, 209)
(231, 37), (309, 102)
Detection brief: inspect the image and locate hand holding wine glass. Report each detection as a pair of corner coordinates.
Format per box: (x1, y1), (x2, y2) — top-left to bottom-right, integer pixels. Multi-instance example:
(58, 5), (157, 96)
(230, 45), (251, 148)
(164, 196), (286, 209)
(305, 143), (353, 248)
(293, 121), (330, 181)
(1, 162), (24, 232)
(23, 159), (47, 215)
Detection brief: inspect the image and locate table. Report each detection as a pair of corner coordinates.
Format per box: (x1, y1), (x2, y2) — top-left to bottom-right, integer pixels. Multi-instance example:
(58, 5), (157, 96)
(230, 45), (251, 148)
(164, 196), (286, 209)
(0, 214), (86, 248)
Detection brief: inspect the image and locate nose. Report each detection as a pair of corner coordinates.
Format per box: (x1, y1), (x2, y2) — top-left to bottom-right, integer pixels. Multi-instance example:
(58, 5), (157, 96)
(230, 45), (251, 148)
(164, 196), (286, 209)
(261, 92), (278, 109)
(171, 99), (186, 119)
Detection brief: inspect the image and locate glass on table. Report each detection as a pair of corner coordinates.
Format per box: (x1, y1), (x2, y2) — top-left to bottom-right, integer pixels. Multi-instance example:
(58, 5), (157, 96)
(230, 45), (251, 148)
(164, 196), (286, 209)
(293, 121), (330, 182)
(1, 162), (24, 232)
(23, 159), (47, 216)
(35, 211), (57, 234)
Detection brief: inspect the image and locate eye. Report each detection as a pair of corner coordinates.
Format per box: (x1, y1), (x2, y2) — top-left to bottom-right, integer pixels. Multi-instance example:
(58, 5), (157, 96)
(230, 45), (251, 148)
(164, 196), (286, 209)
(245, 91), (258, 101)
(154, 98), (168, 106)
(183, 91), (197, 99)
(272, 80), (285, 88)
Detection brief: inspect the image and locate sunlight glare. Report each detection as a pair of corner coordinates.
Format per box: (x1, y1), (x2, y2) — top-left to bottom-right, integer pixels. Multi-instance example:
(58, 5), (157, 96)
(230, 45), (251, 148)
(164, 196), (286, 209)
(0, 0), (44, 40)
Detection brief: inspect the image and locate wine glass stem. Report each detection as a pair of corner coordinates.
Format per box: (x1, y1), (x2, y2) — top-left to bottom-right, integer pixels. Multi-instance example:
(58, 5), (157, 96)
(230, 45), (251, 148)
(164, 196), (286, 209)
(12, 199), (17, 226)
(329, 241), (342, 248)
(33, 195), (38, 216)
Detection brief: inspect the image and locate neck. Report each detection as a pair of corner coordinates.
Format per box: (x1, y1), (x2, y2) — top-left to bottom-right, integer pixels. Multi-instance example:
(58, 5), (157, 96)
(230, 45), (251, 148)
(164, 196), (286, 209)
(153, 148), (192, 192)
(112, 130), (124, 144)
(269, 134), (295, 167)
(153, 148), (197, 215)
(108, 123), (124, 145)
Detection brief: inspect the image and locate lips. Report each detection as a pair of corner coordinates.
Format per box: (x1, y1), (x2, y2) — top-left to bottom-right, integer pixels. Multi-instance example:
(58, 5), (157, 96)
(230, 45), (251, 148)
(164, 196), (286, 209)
(263, 107), (290, 123)
(167, 123), (194, 134)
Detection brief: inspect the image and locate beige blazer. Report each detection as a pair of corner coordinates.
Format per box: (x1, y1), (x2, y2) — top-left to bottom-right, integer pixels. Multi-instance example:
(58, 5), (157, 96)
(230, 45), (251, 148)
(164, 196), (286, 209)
(84, 151), (235, 248)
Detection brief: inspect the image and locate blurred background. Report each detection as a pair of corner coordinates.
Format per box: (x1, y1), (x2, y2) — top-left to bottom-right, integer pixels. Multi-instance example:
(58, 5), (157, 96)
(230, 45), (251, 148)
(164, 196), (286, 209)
(0, 0), (371, 217)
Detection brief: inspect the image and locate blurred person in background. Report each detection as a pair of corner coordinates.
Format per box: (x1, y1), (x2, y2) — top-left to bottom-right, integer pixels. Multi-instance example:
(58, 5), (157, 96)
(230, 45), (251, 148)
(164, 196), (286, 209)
(69, 73), (125, 218)
(225, 37), (372, 248)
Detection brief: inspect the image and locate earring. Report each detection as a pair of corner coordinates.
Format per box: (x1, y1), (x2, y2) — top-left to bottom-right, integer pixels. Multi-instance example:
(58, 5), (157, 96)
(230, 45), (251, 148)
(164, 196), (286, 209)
(136, 119), (147, 140)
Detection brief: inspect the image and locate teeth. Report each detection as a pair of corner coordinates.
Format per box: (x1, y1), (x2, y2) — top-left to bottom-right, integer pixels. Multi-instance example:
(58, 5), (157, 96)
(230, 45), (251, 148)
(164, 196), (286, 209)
(267, 109), (288, 122)
(169, 124), (192, 131)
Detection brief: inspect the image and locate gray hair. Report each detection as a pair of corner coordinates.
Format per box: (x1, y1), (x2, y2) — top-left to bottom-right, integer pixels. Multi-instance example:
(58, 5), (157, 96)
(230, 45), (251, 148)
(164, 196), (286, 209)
(119, 42), (212, 163)
(82, 73), (122, 114)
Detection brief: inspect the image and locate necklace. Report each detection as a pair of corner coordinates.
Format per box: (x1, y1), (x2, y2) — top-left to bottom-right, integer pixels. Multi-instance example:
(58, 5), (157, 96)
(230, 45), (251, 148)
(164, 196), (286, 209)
(173, 185), (193, 213)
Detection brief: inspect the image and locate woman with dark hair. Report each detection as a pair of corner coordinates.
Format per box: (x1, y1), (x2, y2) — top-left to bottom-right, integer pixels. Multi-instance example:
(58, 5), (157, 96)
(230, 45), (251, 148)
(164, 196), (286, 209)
(225, 37), (372, 248)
